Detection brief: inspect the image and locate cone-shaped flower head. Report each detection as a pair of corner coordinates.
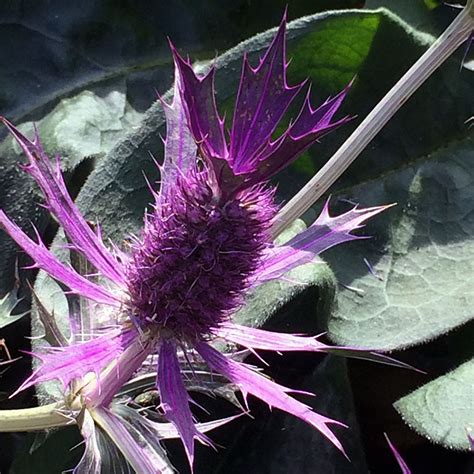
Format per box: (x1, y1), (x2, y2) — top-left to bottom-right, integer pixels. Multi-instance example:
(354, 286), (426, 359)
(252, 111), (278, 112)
(127, 168), (276, 341)
(0, 15), (404, 472)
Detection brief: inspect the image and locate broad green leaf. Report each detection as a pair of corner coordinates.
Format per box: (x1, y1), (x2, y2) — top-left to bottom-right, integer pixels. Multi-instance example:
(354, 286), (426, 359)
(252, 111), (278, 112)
(305, 6), (474, 351)
(394, 358), (474, 450)
(278, 9), (472, 202)
(0, 1), (360, 122)
(0, 84), (143, 295)
(1, 85), (142, 171)
(325, 137), (474, 350)
(366, 0), (452, 35)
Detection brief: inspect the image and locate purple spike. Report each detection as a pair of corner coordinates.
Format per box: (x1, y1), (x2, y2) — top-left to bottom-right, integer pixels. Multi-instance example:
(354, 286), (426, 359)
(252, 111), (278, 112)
(92, 406), (175, 474)
(244, 85), (352, 185)
(143, 412), (244, 440)
(127, 170), (275, 339)
(83, 332), (155, 407)
(469, 431), (474, 450)
(215, 322), (327, 351)
(160, 66), (198, 198)
(171, 46), (228, 163)
(0, 117), (126, 286)
(0, 210), (121, 306)
(12, 328), (137, 397)
(229, 15), (304, 174)
(214, 323), (417, 371)
(255, 200), (392, 283)
(157, 339), (212, 469)
(196, 341), (347, 456)
(74, 408), (102, 474)
(385, 434), (411, 474)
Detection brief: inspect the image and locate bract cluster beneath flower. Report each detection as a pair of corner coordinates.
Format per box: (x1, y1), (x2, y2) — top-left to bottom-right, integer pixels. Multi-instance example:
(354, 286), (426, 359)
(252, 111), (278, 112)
(0, 14), (404, 473)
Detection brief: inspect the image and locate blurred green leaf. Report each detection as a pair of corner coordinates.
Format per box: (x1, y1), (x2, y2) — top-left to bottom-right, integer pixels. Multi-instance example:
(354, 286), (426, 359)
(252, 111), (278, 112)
(394, 358), (474, 451)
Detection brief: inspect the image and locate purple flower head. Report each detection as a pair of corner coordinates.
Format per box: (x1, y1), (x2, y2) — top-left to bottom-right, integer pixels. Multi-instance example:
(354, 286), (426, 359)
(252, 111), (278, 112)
(127, 166), (276, 340)
(0, 16), (404, 472)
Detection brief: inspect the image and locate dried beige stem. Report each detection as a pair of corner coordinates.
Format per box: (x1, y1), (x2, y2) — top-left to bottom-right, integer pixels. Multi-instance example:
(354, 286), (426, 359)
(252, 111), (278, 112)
(0, 402), (72, 432)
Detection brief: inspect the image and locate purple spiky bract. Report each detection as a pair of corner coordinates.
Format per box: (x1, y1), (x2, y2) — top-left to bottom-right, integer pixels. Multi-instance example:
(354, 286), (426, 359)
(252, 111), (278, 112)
(0, 13), (404, 473)
(172, 14), (351, 194)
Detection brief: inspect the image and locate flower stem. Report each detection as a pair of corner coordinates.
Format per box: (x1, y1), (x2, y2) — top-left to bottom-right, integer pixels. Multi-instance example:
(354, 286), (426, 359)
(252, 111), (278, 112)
(272, 2), (474, 237)
(0, 402), (71, 432)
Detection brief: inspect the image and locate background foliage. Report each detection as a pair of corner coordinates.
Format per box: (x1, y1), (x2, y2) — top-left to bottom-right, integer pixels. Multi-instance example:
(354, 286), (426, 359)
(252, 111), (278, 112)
(0, 1), (472, 473)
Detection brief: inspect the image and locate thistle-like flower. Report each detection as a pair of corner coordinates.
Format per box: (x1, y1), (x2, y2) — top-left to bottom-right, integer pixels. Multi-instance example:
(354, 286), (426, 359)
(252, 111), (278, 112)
(0, 16), (401, 472)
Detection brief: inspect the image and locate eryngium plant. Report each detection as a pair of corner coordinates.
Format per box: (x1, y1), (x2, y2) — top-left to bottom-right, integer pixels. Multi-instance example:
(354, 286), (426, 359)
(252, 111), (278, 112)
(0, 14), (413, 473)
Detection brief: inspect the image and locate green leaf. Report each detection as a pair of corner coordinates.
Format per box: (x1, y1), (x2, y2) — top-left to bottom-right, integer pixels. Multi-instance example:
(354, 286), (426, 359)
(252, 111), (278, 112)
(365, 0), (448, 35)
(394, 358), (474, 451)
(0, 84), (143, 296)
(277, 9), (472, 202)
(313, 7), (473, 351)
(1, 85), (142, 170)
(0, 1), (360, 122)
(325, 136), (474, 351)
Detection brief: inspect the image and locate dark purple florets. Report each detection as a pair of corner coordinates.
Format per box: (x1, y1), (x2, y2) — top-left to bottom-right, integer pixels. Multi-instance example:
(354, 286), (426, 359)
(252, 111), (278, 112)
(126, 166), (276, 341)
